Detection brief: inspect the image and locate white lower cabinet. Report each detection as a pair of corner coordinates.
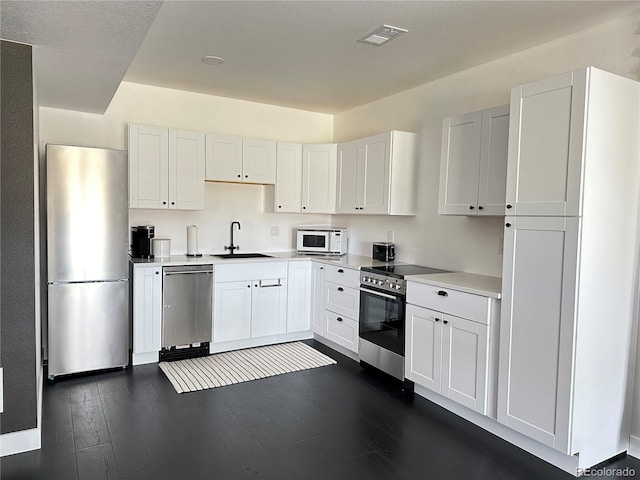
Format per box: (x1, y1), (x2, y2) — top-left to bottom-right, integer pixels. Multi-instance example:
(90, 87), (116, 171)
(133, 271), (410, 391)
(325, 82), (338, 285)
(315, 263), (360, 354)
(405, 281), (498, 416)
(131, 265), (162, 365)
(213, 280), (253, 343)
(286, 261), (312, 333)
(406, 305), (488, 413)
(323, 310), (358, 352)
(311, 262), (325, 335)
(212, 262), (291, 344)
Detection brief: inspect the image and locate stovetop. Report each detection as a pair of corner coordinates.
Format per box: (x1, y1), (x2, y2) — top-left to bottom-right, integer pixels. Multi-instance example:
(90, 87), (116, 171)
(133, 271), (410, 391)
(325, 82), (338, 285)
(360, 264), (448, 279)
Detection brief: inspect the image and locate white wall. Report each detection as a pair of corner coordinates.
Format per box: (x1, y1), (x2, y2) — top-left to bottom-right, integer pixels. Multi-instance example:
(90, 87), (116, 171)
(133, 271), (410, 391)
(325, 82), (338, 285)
(39, 82), (334, 254)
(333, 12), (639, 277)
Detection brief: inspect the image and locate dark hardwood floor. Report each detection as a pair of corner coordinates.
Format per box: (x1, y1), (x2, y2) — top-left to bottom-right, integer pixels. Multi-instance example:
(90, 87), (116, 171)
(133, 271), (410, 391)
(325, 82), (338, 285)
(2, 340), (638, 479)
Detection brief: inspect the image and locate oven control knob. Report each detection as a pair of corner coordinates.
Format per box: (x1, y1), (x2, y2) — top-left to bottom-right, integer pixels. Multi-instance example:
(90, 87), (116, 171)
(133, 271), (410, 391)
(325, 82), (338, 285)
(395, 284), (401, 290)
(377, 280), (384, 286)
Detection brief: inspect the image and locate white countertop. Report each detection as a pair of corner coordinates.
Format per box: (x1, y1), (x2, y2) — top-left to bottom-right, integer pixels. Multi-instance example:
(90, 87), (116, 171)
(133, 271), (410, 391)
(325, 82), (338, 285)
(129, 252), (375, 269)
(407, 272), (502, 299)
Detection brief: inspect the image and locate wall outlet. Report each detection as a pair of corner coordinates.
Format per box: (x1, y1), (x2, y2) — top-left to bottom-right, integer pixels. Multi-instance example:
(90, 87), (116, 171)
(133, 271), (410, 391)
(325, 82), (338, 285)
(270, 226), (280, 237)
(498, 237), (504, 255)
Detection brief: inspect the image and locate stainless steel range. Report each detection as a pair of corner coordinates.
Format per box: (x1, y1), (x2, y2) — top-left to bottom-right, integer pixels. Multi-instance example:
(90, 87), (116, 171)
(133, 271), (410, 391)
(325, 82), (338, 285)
(359, 264), (447, 382)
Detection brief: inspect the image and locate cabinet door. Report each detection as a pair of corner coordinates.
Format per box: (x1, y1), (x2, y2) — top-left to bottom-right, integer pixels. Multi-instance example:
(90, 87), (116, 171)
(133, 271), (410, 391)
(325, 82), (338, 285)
(301, 144), (337, 213)
(405, 305), (443, 393)
(129, 124), (169, 209)
(505, 71), (586, 216)
(360, 132), (391, 214)
(438, 112), (482, 215)
(336, 139), (360, 213)
(213, 281), (252, 343)
(252, 278), (288, 338)
(441, 314), (488, 414)
(205, 133), (243, 182)
(132, 266), (162, 363)
(286, 261), (311, 333)
(275, 142), (302, 212)
(478, 105), (509, 216)
(498, 216), (579, 453)
(311, 262), (325, 335)
(243, 137), (276, 184)
(168, 129), (205, 210)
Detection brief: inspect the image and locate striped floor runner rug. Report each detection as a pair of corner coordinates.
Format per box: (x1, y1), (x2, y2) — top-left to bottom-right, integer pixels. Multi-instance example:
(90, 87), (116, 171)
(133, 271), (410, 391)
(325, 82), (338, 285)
(158, 342), (337, 394)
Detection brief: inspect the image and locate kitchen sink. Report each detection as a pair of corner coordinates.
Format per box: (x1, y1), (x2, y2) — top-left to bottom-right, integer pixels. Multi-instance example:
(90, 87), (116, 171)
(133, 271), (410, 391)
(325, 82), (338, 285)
(211, 253), (274, 259)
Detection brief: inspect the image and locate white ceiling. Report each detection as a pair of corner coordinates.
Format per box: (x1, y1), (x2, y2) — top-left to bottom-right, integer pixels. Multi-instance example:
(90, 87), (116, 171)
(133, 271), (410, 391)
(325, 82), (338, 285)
(1, 1), (638, 114)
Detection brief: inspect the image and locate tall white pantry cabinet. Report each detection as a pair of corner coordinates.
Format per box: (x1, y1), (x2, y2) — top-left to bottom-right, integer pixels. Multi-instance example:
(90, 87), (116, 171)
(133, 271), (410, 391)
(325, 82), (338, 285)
(498, 67), (640, 471)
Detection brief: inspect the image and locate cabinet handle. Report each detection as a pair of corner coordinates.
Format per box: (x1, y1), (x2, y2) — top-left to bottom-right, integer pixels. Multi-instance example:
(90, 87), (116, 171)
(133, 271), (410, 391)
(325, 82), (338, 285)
(245, 175), (248, 178)
(338, 269), (344, 273)
(237, 174), (241, 178)
(443, 320), (449, 325)
(506, 223), (512, 228)
(478, 206), (484, 210)
(255, 284), (258, 287)
(435, 317), (440, 322)
(437, 290), (448, 297)
(303, 206), (306, 210)
(155, 271), (159, 275)
(247, 284), (251, 288)
(337, 317), (343, 322)
(506, 204), (513, 209)
(469, 205), (475, 210)
(171, 201), (175, 205)
(162, 201), (167, 205)
(320, 267), (324, 270)
(337, 287), (344, 292)
(278, 205), (282, 209)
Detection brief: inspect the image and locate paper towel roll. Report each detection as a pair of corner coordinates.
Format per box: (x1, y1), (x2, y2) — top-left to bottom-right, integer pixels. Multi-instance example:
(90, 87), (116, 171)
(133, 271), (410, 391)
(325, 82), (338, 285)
(187, 225), (199, 255)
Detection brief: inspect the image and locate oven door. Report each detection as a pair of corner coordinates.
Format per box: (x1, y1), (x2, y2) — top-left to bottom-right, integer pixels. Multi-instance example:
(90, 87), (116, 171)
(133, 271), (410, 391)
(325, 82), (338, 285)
(359, 286), (405, 356)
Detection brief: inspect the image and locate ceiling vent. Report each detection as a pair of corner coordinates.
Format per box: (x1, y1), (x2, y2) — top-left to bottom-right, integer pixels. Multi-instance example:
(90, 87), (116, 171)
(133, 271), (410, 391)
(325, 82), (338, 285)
(358, 24), (408, 46)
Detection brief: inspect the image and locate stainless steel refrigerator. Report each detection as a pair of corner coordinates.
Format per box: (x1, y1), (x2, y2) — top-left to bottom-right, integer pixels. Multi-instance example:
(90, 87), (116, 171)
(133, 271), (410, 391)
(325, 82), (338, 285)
(46, 144), (129, 379)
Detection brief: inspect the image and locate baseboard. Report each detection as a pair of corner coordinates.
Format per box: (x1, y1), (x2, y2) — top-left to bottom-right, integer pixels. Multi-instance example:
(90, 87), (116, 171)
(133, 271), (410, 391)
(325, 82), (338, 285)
(313, 334), (359, 362)
(628, 435), (640, 459)
(0, 427), (41, 457)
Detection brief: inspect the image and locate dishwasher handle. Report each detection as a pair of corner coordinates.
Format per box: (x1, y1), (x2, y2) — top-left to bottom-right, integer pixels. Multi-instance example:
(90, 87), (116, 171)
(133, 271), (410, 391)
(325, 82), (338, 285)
(163, 266), (213, 276)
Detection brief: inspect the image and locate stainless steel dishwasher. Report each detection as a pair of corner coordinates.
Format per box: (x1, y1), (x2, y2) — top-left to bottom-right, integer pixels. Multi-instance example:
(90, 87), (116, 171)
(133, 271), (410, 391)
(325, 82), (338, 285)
(161, 265), (213, 361)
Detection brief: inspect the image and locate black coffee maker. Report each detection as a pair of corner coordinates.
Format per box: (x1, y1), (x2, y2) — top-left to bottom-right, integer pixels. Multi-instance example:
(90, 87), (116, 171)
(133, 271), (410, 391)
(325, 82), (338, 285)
(131, 225), (155, 258)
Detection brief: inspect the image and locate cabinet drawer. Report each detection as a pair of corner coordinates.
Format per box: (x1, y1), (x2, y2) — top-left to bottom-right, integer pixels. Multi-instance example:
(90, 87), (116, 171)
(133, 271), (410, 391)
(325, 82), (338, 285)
(324, 310), (358, 353)
(323, 264), (360, 288)
(407, 282), (490, 324)
(325, 281), (360, 319)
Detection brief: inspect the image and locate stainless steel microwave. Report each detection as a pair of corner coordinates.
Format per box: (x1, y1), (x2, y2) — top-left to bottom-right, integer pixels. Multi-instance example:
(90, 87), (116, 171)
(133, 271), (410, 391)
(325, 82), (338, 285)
(296, 227), (348, 255)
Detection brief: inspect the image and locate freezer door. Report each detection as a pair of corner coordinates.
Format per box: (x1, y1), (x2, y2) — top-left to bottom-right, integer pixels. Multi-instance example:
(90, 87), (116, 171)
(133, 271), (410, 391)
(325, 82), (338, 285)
(48, 281), (129, 378)
(47, 145), (129, 282)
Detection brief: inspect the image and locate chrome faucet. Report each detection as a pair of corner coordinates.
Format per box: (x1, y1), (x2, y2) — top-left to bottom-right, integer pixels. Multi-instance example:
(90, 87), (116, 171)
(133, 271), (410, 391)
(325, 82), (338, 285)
(225, 221), (241, 254)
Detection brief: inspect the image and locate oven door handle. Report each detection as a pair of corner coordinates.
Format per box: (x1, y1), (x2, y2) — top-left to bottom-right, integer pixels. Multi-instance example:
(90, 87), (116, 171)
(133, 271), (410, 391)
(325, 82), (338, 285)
(360, 287), (399, 300)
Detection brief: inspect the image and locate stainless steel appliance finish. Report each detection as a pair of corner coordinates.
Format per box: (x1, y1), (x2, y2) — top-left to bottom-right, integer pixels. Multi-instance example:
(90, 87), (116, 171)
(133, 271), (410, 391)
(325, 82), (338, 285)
(162, 265), (213, 348)
(46, 144), (129, 379)
(359, 264), (448, 382)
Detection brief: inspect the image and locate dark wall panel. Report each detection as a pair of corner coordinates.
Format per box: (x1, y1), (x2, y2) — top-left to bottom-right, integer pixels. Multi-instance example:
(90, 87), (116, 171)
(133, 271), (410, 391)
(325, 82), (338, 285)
(0, 40), (37, 434)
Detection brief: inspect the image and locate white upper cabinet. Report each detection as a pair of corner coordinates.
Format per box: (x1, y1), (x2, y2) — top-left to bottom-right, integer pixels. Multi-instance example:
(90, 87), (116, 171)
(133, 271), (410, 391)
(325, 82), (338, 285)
(169, 129), (205, 210)
(129, 124), (168, 209)
(337, 131), (418, 215)
(129, 124), (204, 210)
(439, 105), (509, 216)
(505, 72), (585, 216)
(301, 143), (337, 213)
(243, 137), (277, 184)
(274, 142), (303, 213)
(205, 134), (276, 184)
(205, 133), (243, 182)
